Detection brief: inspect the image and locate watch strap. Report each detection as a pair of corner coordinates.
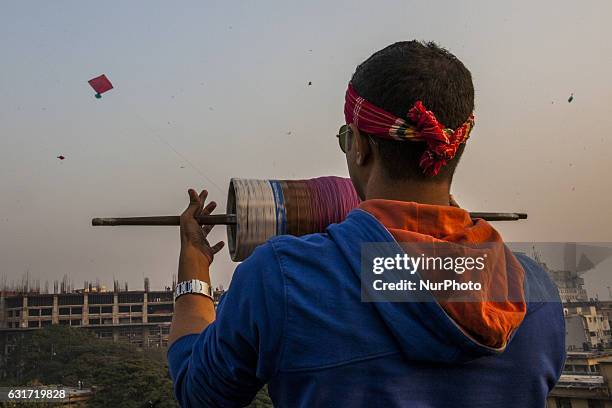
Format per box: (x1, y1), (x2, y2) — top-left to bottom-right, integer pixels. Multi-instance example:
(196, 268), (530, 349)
(174, 279), (214, 302)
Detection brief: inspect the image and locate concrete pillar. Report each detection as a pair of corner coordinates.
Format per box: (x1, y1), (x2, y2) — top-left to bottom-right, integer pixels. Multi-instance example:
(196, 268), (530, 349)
(21, 296), (28, 328)
(143, 293), (148, 323)
(113, 293), (119, 325)
(82, 294), (88, 325)
(0, 293), (5, 329)
(52, 295), (59, 324)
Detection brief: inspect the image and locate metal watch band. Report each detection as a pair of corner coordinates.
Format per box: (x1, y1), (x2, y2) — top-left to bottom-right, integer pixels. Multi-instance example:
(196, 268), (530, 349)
(174, 279), (214, 302)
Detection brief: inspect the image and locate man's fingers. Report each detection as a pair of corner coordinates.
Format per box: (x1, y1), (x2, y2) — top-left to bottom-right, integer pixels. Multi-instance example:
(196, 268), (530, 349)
(194, 190), (209, 217)
(201, 224), (213, 235)
(182, 189), (202, 217)
(198, 189), (208, 204)
(203, 201), (217, 215)
(211, 241), (225, 254)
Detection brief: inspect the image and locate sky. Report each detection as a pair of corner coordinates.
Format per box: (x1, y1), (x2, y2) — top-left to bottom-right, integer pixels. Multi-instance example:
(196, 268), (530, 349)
(1, 0), (611, 294)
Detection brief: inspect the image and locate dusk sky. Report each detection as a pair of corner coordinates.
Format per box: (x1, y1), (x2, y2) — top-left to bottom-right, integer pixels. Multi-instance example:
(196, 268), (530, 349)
(1, 1), (611, 294)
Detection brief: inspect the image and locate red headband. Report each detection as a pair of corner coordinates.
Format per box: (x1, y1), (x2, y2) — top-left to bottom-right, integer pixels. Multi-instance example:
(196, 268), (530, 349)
(344, 83), (475, 176)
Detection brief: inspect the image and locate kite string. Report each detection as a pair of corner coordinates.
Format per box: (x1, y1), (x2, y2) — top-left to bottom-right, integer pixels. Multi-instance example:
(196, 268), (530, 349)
(110, 93), (224, 194)
(131, 111), (224, 194)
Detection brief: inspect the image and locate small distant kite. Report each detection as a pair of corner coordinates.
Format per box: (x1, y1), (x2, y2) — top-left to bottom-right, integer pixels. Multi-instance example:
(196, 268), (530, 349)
(57, 155), (65, 160)
(308, 81), (312, 86)
(568, 93), (574, 103)
(88, 74), (113, 99)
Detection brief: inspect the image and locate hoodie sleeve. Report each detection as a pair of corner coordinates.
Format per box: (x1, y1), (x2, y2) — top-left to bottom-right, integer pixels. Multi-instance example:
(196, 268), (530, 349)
(167, 242), (286, 407)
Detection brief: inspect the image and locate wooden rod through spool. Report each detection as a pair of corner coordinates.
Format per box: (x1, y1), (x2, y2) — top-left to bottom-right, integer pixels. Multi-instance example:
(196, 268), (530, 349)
(91, 212), (525, 226)
(92, 214), (236, 226)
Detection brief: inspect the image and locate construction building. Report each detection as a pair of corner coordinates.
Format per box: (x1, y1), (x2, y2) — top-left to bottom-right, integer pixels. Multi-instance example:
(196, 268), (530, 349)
(0, 283), (225, 367)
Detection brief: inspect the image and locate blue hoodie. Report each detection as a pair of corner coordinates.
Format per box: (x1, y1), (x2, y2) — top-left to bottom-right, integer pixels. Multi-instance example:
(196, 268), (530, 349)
(168, 207), (565, 407)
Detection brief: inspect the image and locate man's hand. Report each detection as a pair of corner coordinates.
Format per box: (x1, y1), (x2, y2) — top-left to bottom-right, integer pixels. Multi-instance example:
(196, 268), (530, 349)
(180, 189), (225, 265)
(170, 189), (224, 346)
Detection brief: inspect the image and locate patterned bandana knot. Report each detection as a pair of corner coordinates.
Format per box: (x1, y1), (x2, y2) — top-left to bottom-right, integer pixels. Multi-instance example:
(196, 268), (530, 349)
(344, 83), (475, 176)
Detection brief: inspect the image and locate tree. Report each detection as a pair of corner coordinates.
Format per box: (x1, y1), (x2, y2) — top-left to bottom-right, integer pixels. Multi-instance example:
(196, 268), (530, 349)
(3, 325), (274, 407)
(2, 326), (177, 408)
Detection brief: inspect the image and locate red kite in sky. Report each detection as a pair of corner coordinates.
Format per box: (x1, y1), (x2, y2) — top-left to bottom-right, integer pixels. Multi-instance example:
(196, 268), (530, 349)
(88, 74), (113, 99)
(57, 155), (65, 160)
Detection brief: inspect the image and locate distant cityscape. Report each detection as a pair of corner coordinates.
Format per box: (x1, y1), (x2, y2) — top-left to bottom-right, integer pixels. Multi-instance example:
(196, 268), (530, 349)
(530, 244), (612, 407)
(1, 244), (612, 407)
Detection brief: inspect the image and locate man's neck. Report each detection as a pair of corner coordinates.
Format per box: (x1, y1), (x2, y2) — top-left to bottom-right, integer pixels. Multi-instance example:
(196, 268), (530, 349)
(363, 170), (451, 206)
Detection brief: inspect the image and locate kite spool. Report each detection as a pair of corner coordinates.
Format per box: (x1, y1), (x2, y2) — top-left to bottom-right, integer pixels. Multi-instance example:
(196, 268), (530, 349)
(227, 177), (360, 261)
(92, 176), (527, 262)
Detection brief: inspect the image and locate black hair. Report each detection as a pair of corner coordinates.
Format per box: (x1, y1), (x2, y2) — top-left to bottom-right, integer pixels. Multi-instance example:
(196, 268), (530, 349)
(350, 41), (474, 181)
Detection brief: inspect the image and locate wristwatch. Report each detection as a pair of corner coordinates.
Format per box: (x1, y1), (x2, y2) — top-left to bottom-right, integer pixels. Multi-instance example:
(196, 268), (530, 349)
(174, 279), (214, 302)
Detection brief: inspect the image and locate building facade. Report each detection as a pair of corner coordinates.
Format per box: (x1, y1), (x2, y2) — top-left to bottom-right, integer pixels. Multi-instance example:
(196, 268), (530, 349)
(564, 303), (612, 351)
(0, 287), (225, 356)
(548, 353), (612, 408)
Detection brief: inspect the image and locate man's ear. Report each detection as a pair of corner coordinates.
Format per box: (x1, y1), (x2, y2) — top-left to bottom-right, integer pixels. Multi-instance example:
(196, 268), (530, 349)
(349, 124), (371, 166)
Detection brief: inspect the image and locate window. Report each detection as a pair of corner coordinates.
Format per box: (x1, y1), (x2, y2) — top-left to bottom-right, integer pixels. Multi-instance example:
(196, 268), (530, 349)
(588, 400), (604, 408)
(148, 292), (172, 302)
(148, 304), (173, 314)
(97, 330), (113, 339)
(119, 306), (130, 313)
(59, 307), (70, 315)
(71, 307), (82, 315)
(40, 308), (52, 316)
(118, 293), (143, 303)
(59, 319), (69, 325)
(575, 365), (587, 372)
(71, 319), (81, 326)
(89, 306), (100, 314)
(131, 317), (142, 323)
(101, 306), (113, 314)
(131, 305), (142, 313)
(556, 397), (572, 408)
(29, 309), (40, 316)
(88, 294), (114, 305)
(148, 315), (172, 323)
(89, 318), (101, 325)
(58, 294), (84, 305)
(28, 296), (53, 307)
(6, 297), (22, 308)
(28, 321), (39, 328)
